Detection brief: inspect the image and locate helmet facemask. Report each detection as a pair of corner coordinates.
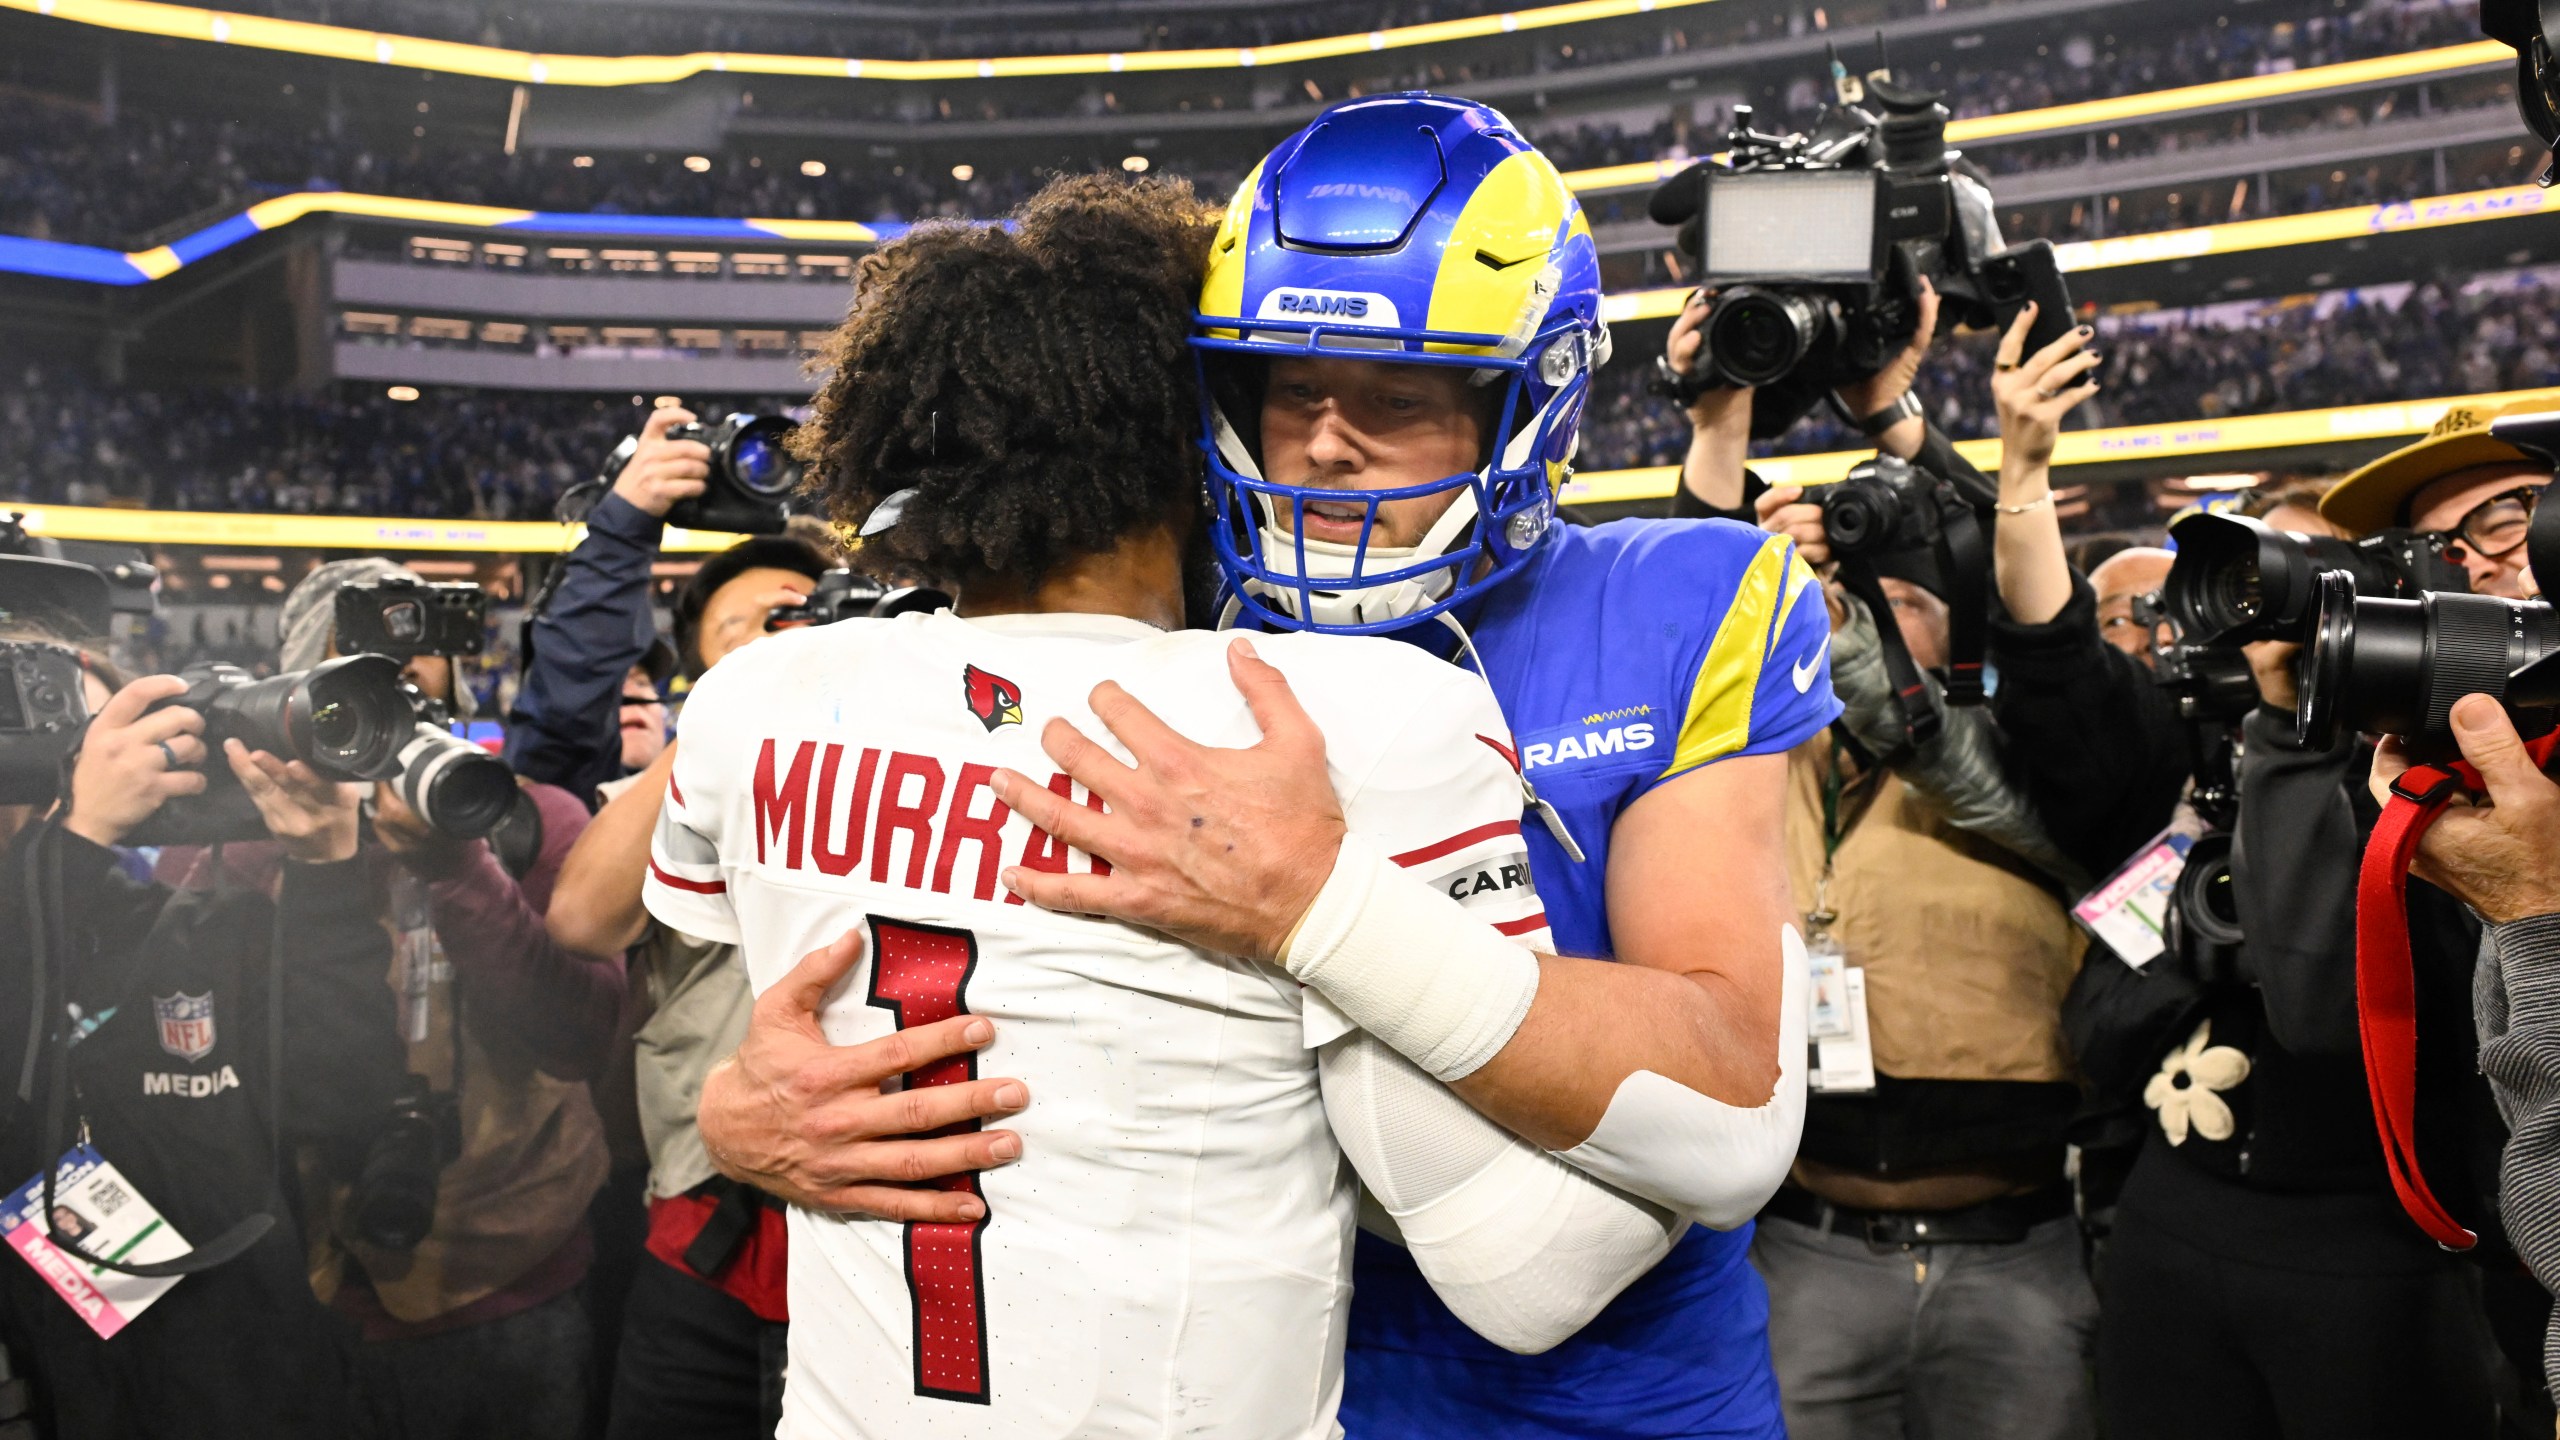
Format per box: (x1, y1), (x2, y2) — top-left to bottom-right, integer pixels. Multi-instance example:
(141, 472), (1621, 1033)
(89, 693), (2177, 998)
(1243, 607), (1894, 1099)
(1200, 322), (1597, 634)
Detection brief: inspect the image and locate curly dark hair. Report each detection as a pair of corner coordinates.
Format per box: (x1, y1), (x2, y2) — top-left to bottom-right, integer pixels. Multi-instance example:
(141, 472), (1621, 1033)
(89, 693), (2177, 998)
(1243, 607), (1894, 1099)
(793, 174), (1220, 591)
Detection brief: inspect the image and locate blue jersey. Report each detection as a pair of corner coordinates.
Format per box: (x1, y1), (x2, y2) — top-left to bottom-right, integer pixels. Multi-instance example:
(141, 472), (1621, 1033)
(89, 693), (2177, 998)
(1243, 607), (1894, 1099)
(1342, 516), (1839, 1440)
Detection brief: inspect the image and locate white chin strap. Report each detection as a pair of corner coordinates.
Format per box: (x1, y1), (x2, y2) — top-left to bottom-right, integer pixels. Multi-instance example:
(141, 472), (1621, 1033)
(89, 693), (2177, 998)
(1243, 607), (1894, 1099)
(1214, 395), (1554, 630)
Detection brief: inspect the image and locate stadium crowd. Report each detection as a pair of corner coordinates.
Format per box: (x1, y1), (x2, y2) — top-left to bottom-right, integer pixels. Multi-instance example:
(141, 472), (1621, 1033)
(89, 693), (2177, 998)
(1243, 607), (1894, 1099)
(0, 0), (2486, 249)
(4, 266), (2552, 522)
(1579, 267), (2560, 469)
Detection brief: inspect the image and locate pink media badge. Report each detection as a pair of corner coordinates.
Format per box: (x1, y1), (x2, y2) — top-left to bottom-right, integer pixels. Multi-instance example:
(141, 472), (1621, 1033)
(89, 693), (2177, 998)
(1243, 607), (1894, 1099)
(2, 1145), (187, 1339)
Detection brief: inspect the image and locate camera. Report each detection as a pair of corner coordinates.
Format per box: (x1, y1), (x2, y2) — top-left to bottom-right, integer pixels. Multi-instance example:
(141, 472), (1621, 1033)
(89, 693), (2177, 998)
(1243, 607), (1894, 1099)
(2297, 410), (2560, 749)
(348, 1074), (461, 1252)
(600, 413), (803, 535)
(2166, 831), (2246, 984)
(766, 569), (954, 632)
(386, 696), (521, 840)
(1648, 67), (2078, 436)
(1819, 454), (1974, 560)
(2146, 511), (2469, 724)
(1813, 455), (1995, 736)
(152, 671), (518, 843)
(124, 656), (429, 847)
(335, 579), (487, 660)
(2160, 512), (2465, 645)
(0, 641), (98, 805)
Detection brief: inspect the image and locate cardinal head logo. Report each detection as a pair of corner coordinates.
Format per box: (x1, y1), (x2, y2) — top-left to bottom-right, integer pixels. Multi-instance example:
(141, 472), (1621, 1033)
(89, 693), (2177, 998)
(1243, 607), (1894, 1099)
(963, 665), (1024, 732)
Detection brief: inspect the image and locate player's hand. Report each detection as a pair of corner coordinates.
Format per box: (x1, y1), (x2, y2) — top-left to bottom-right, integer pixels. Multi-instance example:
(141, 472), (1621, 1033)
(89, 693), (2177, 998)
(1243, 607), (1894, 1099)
(62, 675), (207, 849)
(992, 638), (1346, 966)
(699, 929), (1029, 1220)
(229, 741), (362, 864)
(612, 406), (712, 520)
(2369, 696), (2560, 924)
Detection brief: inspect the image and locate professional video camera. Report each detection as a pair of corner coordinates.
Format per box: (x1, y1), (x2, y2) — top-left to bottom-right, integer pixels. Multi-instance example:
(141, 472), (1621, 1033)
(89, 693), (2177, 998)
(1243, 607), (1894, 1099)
(2145, 510), (2467, 722)
(0, 511), (156, 618)
(1646, 52), (2078, 437)
(599, 412), (804, 535)
(2298, 410), (2560, 749)
(766, 569), (954, 632)
(2484, 0), (2560, 182)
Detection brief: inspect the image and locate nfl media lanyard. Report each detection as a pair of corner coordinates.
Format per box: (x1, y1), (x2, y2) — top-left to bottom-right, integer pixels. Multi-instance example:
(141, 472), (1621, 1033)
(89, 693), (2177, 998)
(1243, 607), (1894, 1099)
(2358, 727), (2560, 1252)
(1808, 734), (1880, 937)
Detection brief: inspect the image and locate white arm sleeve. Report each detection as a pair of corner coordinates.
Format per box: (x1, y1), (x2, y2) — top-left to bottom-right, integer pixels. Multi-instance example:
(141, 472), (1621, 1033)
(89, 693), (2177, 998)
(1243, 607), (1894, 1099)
(1551, 924), (1810, 1229)
(1321, 1029), (1686, 1355)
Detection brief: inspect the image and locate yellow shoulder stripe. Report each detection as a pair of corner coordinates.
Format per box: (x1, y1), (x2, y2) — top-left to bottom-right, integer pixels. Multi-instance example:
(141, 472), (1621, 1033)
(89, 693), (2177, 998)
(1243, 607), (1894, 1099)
(1666, 534), (1795, 776)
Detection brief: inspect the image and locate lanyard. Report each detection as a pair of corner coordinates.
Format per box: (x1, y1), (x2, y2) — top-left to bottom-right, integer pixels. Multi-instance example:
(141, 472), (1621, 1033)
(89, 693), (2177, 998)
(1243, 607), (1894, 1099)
(1811, 733), (1878, 930)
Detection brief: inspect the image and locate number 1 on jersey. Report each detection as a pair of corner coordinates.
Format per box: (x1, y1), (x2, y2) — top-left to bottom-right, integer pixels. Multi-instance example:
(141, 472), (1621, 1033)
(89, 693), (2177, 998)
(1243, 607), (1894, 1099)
(865, 916), (992, 1405)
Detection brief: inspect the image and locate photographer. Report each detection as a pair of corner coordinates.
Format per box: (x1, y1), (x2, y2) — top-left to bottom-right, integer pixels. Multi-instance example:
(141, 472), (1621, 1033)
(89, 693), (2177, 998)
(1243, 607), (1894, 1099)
(504, 404), (708, 808)
(1982, 326), (2507, 1435)
(2374, 699), (2560, 1414)
(1670, 292), (2099, 1436)
(175, 558), (618, 1440)
(0, 636), (399, 1440)
(545, 527), (1001, 1440)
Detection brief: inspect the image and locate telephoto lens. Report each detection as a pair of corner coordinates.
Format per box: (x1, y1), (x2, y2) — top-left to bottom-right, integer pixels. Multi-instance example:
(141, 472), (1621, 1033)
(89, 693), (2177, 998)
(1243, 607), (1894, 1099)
(389, 722), (520, 837)
(2162, 511), (2467, 645)
(2167, 831), (2246, 983)
(349, 1076), (461, 1252)
(167, 654), (416, 781)
(2298, 571), (2560, 748)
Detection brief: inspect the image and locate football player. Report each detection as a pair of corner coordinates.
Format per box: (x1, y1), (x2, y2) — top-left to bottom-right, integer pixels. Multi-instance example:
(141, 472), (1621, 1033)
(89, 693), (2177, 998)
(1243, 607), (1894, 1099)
(647, 175), (1695, 1439)
(993, 96), (1836, 1439)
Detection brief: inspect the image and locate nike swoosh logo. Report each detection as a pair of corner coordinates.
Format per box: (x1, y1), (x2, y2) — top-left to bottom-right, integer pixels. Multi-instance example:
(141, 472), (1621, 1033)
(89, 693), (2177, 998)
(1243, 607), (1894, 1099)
(1792, 637), (1831, 694)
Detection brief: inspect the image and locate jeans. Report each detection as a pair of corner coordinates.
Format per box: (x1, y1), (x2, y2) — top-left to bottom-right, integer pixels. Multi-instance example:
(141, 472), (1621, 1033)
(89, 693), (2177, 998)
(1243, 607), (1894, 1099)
(1750, 1211), (2098, 1440)
(605, 1254), (787, 1440)
(350, 1285), (593, 1440)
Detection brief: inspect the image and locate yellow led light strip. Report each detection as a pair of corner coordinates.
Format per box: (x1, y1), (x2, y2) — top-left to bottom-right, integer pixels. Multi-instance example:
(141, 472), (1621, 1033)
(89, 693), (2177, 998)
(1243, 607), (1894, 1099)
(2, 506), (753, 553)
(2, 0), (2504, 97)
(1557, 385), (2560, 506)
(1598, 181), (2558, 324)
(13, 386), (2553, 547)
(2, 0), (1729, 84)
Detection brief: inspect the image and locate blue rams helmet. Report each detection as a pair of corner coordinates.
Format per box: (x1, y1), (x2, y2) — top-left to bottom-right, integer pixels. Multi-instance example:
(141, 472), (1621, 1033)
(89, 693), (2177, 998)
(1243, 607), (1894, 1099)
(1193, 94), (1609, 634)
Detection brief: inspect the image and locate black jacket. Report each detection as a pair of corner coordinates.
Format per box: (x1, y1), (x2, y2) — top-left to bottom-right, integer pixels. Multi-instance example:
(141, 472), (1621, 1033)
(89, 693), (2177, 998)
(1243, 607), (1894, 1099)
(1985, 574), (2192, 880)
(2222, 707), (2498, 1217)
(0, 825), (399, 1440)
(503, 490), (660, 806)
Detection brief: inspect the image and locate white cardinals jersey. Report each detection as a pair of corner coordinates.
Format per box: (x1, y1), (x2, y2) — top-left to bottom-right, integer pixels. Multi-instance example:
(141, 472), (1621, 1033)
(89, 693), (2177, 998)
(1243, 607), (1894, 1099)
(642, 610), (1546, 1440)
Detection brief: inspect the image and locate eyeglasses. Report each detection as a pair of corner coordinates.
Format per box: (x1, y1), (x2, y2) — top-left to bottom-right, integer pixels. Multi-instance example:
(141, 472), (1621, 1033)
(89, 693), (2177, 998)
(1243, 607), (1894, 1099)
(2421, 486), (2540, 564)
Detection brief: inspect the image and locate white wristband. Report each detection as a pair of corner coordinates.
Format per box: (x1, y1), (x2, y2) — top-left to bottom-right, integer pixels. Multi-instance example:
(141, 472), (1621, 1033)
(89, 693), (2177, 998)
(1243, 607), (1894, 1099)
(1282, 833), (1541, 1083)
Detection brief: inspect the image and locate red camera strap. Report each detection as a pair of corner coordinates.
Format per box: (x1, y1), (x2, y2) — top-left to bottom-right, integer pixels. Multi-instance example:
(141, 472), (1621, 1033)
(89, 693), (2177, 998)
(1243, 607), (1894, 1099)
(2357, 729), (2560, 1251)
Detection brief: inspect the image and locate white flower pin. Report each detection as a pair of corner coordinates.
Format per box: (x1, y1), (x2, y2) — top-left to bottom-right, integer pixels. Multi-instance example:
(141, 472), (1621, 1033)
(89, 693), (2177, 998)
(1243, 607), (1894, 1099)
(2144, 1019), (2252, 1146)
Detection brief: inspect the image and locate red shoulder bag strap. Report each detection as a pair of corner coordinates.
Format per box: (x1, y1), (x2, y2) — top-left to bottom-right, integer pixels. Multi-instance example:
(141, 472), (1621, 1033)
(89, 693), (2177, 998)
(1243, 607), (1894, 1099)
(2357, 728), (2560, 1250)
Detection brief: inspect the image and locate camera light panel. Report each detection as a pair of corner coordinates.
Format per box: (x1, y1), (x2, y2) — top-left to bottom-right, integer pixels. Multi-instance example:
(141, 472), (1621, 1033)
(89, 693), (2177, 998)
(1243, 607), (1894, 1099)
(1701, 171), (1878, 283)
